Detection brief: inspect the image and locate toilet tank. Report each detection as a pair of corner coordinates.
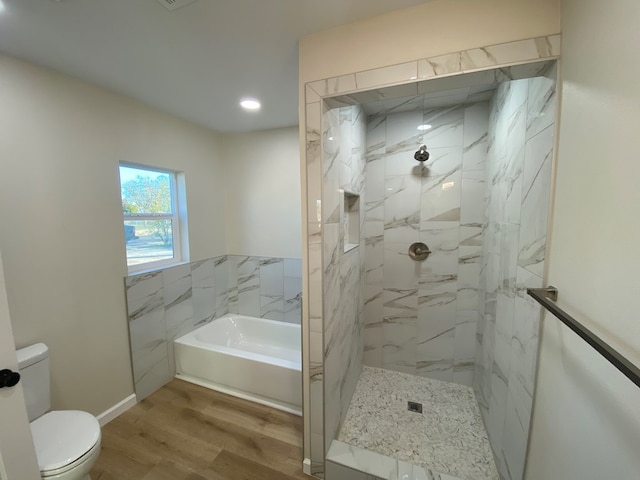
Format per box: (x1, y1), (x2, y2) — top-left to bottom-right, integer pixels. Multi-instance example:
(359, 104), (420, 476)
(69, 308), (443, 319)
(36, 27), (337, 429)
(16, 343), (51, 422)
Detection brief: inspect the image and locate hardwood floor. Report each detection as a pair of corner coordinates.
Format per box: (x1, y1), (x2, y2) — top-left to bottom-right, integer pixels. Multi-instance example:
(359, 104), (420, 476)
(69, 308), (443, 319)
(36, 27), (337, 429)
(91, 379), (309, 480)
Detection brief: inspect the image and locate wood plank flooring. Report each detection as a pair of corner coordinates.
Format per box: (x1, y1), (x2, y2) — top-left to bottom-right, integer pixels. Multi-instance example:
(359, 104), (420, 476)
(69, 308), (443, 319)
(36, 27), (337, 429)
(91, 379), (309, 480)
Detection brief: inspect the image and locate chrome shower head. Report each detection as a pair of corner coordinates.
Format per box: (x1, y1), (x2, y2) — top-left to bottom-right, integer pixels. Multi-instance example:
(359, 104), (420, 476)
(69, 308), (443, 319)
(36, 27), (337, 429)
(414, 144), (429, 162)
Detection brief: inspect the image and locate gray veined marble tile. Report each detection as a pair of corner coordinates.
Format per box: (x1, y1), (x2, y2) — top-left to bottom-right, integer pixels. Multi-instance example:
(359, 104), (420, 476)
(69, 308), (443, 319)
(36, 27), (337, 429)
(463, 102), (490, 172)
(129, 306), (170, 400)
(454, 321), (477, 380)
(323, 270), (341, 339)
(421, 169), (462, 223)
(418, 223), (460, 276)
(459, 225), (483, 246)
(383, 241), (420, 292)
(416, 280), (456, 381)
(363, 322), (383, 368)
(213, 255), (229, 316)
(421, 148), (463, 192)
(512, 268), (543, 397)
(381, 94), (426, 116)
(284, 276), (302, 325)
(366, 114), (386, 153)
(323, 181), (341, 226)
(125, 271), (164, 321)
(385, 110), (425, 156)
(526, 64), (557, 141)
(259, 257), (284, 296)
(460, 169), (486, 226)
(364, 239), (384, 280)
(501, 387), (528, 480)
(260, 294), (285, 321)
(162, 264), (194, 374)
(163, 264), (192, 313)
(421, 52), (462, 77)
(236, 256), (260, 317)
(382, 288), (418, 374)
(227, 254), (241, 286)
(384, 175), (422, 227)
(518, 125), (553, 277)
(488, 360), (509, 456)
(134, 348), (171, 402)
(191, 258), (216, 330)
(422, 105), (465, 149)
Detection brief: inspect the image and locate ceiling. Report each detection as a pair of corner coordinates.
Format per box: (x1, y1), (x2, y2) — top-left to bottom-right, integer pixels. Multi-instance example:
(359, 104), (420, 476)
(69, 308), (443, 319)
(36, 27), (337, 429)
(0, 0), (432, 133)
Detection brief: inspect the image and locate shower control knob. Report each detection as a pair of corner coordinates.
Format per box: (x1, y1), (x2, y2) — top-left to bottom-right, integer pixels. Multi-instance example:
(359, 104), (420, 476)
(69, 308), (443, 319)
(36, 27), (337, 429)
(0, 369), (20, 388)
(408, 242), (431, 261)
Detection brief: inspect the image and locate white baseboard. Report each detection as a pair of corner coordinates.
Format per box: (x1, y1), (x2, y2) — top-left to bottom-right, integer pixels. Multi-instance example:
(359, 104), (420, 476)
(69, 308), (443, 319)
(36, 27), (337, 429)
(303, 458), (312, 476)
(96, 393), (137, 426)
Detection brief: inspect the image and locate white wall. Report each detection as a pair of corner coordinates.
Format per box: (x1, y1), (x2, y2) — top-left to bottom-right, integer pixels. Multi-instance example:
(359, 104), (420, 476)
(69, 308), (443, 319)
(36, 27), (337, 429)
(526, 0), (640, 478)
(222, 127), (301, 259)
(298, 0), (561, 85)
(0, 53), (227, 415)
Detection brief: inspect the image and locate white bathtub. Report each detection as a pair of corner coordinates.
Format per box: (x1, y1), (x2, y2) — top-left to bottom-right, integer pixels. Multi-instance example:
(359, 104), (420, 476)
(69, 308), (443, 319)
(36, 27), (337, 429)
(174, 314), (302, 415)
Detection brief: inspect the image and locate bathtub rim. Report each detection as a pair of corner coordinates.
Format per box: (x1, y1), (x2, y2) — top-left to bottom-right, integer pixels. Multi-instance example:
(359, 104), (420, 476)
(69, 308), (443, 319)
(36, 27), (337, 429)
(174, 314), (302, 371)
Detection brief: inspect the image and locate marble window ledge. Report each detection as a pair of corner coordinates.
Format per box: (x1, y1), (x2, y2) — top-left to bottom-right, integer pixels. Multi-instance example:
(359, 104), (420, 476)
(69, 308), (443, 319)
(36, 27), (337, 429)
(127, 260), (191, 278)
(306, 34), (560, 103)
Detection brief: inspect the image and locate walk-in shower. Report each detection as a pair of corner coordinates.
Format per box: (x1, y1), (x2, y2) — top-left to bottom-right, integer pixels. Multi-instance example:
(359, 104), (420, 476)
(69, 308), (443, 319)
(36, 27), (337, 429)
(306, 56), (558, 480)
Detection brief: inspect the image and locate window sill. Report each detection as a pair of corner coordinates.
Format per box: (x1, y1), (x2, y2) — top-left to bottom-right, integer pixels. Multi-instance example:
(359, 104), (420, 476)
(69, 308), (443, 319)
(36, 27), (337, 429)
(127, 260), (189, 277)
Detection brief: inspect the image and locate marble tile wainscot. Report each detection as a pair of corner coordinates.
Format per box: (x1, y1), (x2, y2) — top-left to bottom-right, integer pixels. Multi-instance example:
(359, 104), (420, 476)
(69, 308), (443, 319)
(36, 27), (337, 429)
(125, 255), (302, 401)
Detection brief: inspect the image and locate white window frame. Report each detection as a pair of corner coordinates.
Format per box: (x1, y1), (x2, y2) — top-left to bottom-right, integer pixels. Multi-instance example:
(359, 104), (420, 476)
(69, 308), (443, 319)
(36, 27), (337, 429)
(119, 162), (184, 274)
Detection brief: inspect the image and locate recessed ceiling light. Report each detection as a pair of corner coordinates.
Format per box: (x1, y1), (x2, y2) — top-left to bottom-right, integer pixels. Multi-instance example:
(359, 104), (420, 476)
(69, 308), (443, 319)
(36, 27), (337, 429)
(417, 124), (432, 131)
(240, 98), (261, 111)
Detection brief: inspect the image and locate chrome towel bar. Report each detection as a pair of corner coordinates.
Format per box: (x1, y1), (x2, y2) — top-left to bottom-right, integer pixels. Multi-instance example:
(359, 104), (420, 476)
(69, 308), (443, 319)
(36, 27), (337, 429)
(527, 286), (640, 389)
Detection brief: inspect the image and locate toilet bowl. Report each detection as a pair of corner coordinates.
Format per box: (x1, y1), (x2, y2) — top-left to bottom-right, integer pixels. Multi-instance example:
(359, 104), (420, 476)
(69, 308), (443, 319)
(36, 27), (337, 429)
(17, 344), (102, 480)
(31, 410), (101, 480)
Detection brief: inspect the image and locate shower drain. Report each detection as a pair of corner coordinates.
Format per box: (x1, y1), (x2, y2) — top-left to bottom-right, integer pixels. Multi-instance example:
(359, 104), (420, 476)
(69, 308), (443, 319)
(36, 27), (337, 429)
(407, 401), (423, 413)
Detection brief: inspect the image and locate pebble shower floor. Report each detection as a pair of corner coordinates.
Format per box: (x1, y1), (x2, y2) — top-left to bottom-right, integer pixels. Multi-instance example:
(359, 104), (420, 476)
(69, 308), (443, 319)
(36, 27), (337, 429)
(338, 366), (498, 480)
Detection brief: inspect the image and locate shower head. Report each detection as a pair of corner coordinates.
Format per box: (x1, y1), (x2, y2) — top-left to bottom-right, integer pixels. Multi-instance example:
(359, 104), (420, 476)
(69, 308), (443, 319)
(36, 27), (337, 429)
(414, 144), (429, 162)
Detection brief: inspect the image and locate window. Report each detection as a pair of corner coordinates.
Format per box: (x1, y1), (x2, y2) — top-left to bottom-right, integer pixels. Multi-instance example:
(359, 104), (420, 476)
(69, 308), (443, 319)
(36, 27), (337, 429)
(119, 163), (184, 272)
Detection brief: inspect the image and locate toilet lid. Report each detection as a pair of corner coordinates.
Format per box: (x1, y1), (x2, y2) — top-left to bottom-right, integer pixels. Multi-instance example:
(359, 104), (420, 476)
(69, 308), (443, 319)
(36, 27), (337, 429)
(30, 410), (101, 473)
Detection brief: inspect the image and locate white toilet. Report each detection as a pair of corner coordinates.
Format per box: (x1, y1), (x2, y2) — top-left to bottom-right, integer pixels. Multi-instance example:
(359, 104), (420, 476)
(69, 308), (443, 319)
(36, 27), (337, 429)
(17, 343), (102, 480)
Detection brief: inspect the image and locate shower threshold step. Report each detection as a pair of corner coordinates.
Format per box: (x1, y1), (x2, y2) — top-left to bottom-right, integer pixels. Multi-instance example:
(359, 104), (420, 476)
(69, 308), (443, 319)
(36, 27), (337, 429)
(336, 366), (498, 480)
(327, 440), (463, 480)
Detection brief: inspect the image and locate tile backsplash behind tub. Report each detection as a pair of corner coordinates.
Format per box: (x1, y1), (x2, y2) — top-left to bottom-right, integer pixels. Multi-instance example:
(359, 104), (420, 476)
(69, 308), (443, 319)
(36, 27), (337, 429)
(125, 255), (302, 400)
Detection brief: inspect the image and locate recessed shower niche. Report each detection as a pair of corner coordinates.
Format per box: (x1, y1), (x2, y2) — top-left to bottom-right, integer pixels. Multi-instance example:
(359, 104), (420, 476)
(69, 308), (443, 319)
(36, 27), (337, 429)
(342, 191), (360, 252)
(309, 58), (559, 480)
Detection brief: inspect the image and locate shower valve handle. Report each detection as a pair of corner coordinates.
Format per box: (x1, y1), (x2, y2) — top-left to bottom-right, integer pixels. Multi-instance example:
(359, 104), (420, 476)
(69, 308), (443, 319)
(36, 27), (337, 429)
(408, 242), (431, 261)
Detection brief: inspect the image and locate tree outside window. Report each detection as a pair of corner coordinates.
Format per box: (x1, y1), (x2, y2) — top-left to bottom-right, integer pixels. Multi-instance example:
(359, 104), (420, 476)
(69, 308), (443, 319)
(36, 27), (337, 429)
(119, 164), (182, 271)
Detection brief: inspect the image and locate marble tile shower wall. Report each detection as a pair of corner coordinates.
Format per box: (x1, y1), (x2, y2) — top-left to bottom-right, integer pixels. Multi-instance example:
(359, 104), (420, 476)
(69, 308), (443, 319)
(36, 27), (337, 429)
(303, 35), (560, 479)
(125, 255), (302, 400)
(323, 104), (367, 454)
(363, 103), (488, 387)
(474, 65), (556, 480)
